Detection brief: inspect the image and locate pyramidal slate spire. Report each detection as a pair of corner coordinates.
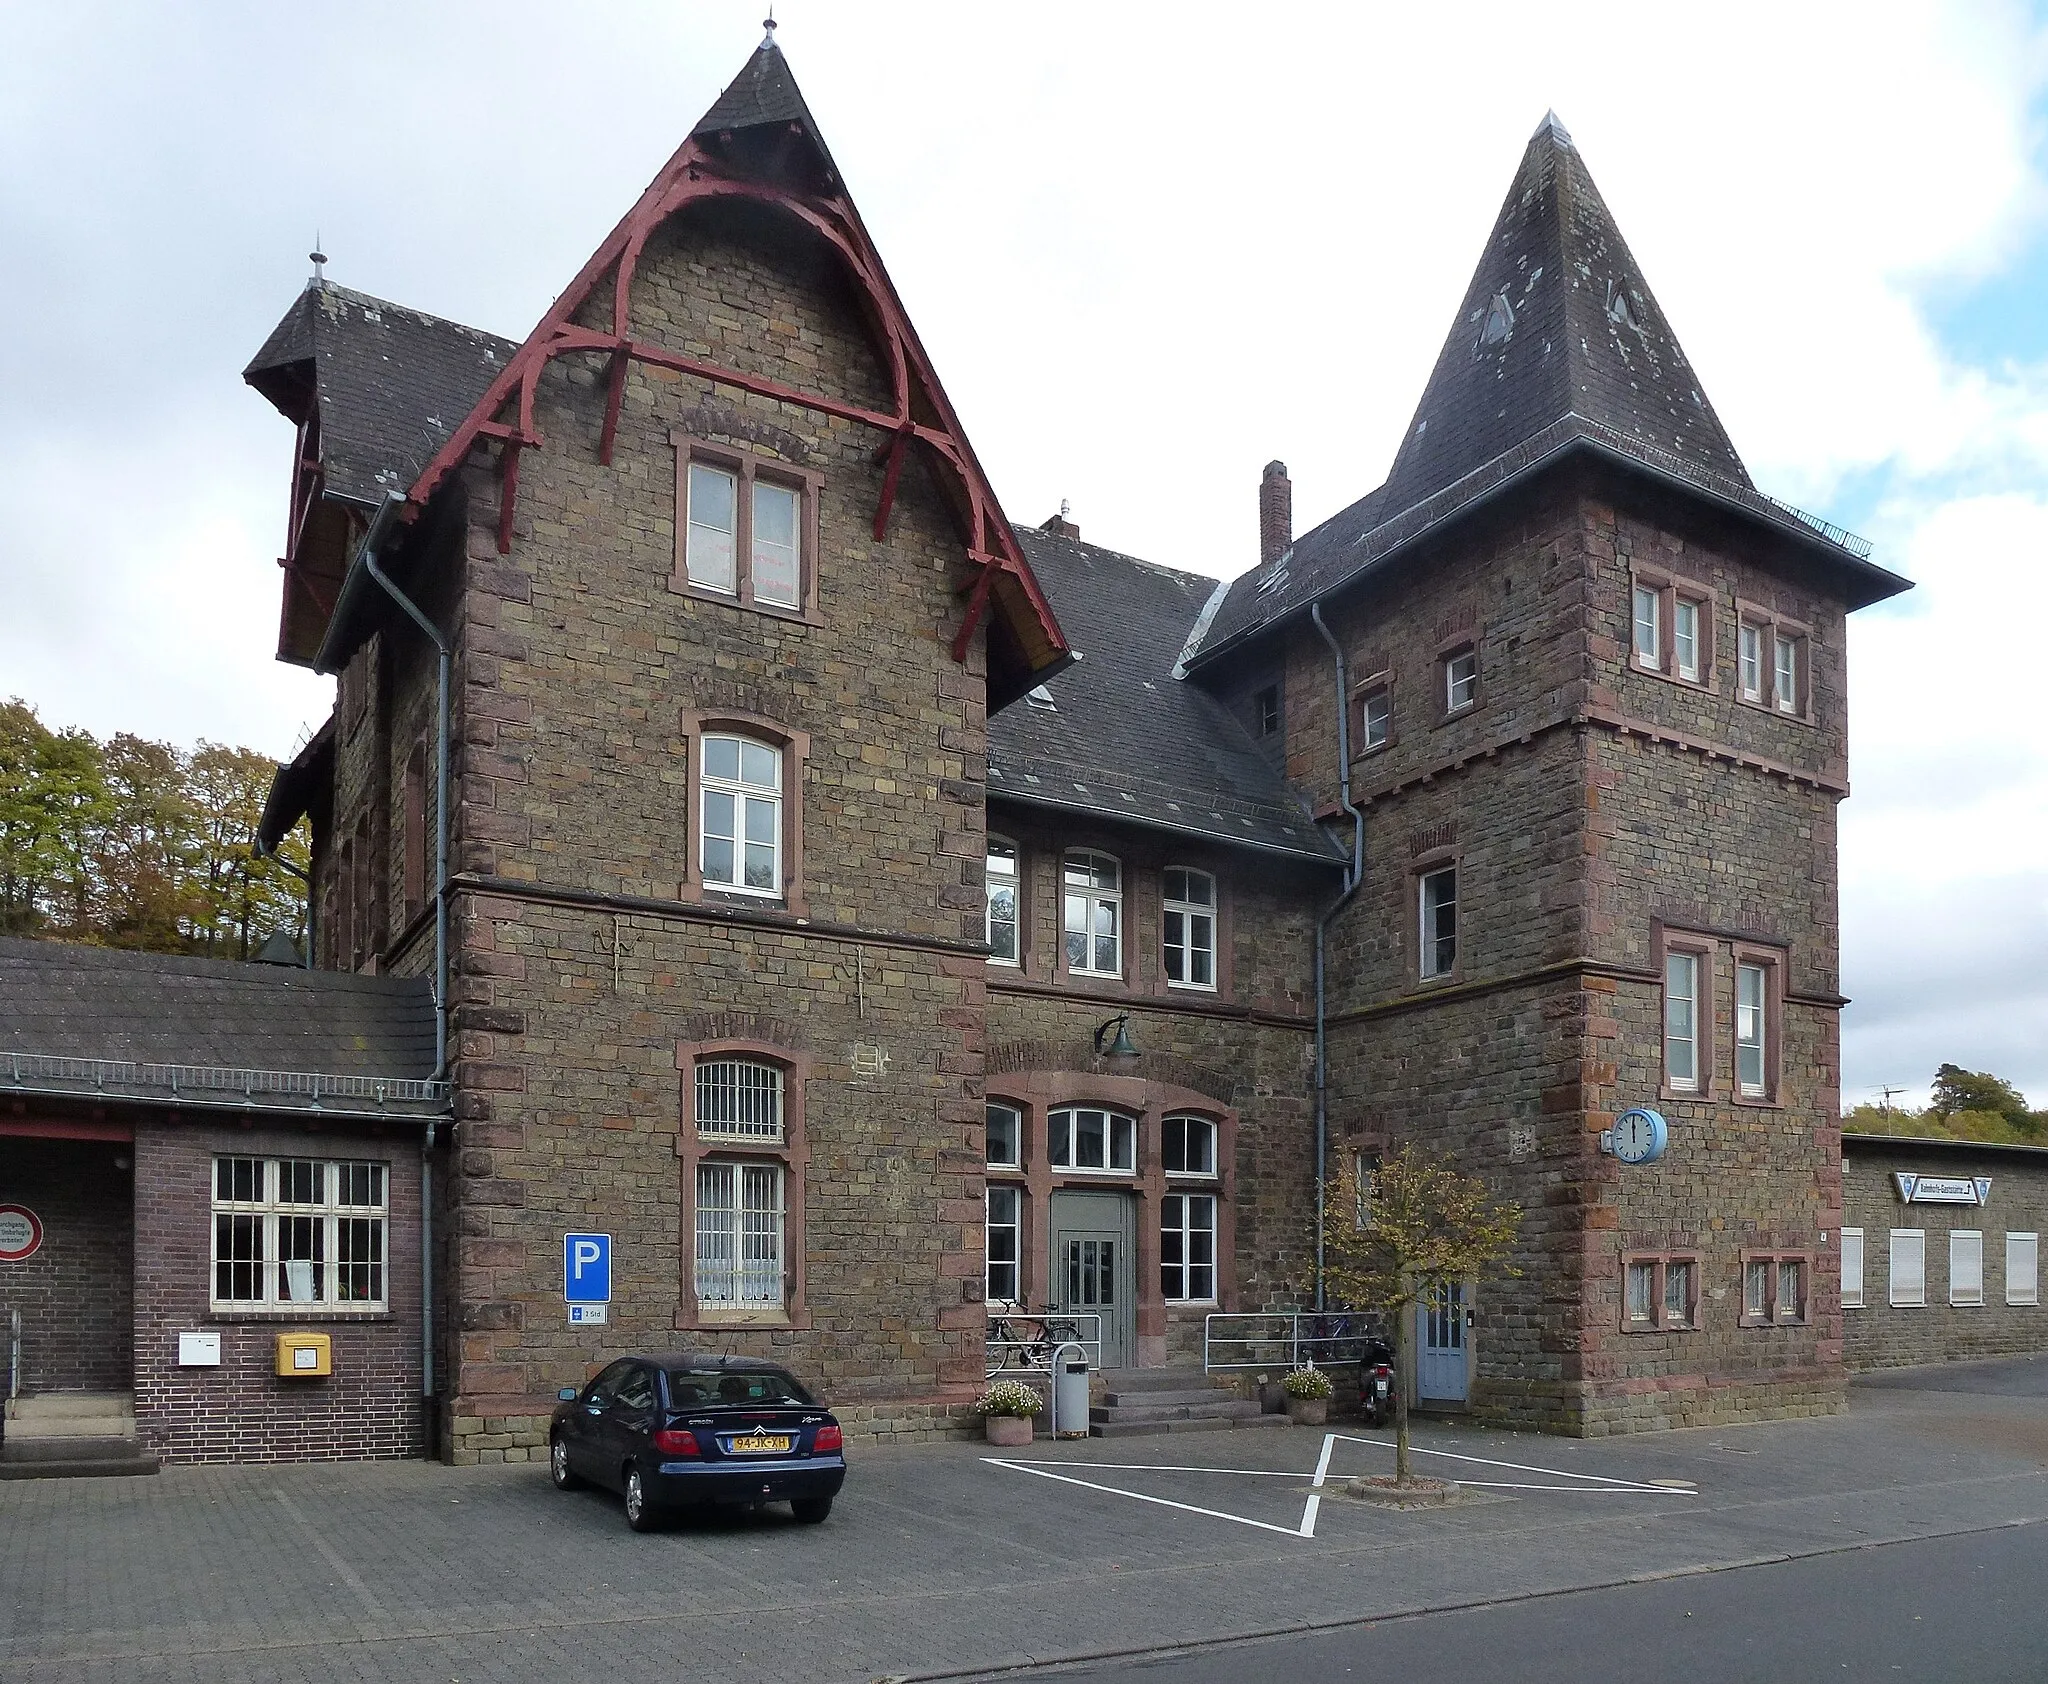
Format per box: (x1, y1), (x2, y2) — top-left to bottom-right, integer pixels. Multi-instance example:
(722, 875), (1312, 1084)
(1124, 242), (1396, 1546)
(1381, 113), (1751, 515)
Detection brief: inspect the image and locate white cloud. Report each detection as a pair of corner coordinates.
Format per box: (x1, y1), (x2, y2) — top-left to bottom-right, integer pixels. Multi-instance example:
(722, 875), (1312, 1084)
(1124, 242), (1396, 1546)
(2, 0), (2045, 1101)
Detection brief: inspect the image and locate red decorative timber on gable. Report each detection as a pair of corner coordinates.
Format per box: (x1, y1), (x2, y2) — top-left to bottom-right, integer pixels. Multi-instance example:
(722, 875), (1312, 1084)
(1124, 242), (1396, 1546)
(405, 136), (1065, 674)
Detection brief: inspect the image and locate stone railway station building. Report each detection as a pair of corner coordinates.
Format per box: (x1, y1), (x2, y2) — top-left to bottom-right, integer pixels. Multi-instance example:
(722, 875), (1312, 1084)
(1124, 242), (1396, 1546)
(2, 37), (1931, 1462)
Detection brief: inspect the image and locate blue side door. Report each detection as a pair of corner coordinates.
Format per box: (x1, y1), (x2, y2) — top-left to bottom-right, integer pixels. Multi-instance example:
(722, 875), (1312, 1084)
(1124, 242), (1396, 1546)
(1417, 1280), (1468, 1402)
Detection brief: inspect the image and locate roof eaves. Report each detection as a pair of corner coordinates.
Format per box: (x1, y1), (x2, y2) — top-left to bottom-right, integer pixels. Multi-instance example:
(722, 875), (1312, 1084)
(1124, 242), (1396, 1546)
(1842, 1131), (2048, 1161)
(1, 1050), (451, 1121)
(986, 785), (1342, 865)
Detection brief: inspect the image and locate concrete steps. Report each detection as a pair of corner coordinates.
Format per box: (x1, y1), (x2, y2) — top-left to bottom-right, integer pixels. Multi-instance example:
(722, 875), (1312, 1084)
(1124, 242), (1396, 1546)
(2, 1393), (158, 1479)
(1088, 1367), (1280, 1439)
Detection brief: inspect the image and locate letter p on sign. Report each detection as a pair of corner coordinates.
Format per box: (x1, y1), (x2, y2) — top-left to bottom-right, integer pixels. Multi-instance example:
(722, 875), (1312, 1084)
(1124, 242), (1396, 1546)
(563, 1232), (612, 1304)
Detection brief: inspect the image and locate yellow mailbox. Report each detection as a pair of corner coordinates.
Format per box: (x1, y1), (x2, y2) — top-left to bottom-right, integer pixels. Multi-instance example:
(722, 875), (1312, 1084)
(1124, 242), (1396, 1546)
(275, 1332), (332, 1378)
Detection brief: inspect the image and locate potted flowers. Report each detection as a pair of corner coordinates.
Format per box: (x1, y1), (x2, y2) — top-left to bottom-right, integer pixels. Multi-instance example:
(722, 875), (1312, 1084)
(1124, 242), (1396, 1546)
(1282, 1362), (1333, 1425)
(973, 1379), (1044, 1445)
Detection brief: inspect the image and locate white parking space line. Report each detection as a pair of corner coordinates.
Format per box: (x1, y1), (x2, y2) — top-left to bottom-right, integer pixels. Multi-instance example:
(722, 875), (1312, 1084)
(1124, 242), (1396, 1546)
(1328, 1432), (1698, 1494)
(982, 1458), (1319, 1538)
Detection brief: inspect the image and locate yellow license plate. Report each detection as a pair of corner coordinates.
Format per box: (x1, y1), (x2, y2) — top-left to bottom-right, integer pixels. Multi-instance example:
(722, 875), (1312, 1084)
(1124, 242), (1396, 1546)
(729, 1434), (791, 1454)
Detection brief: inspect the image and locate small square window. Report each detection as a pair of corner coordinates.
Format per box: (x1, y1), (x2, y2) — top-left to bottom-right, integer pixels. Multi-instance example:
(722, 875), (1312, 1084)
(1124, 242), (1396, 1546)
(1443, 649), (1478, 714)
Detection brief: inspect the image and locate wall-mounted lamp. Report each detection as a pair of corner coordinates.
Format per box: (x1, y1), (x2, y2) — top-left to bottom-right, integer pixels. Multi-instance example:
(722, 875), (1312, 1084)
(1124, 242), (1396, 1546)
(1092, 1014), (1138, 1061)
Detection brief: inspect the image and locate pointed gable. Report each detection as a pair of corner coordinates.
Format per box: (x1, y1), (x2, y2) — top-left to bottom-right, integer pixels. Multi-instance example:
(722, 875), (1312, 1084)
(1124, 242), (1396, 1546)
(1382, 111), (1750, 513)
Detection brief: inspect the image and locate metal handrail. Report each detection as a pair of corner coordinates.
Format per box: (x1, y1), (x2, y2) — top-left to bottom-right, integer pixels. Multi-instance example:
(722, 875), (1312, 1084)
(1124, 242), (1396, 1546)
(1203, 1309), (1387, 1373)
(7, 1307), (19, 1404)
(985, 1307), (1102, 1376)
(2, 1050), (449, 1109)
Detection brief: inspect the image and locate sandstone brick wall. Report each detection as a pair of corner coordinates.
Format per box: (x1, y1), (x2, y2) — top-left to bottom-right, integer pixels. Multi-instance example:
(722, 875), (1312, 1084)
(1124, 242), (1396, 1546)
(0, 1134), (133, 1394)
(1842, 1140), (2048, 1369)
(132, 1119), (424, 1463)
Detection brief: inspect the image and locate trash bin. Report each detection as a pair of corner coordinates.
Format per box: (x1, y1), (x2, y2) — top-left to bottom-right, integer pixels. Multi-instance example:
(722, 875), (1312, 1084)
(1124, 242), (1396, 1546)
(1054, 1349), (1091, 1438)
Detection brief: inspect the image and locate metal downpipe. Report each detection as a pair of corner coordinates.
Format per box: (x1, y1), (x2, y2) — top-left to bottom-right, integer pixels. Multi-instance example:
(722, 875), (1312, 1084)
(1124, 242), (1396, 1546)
(1310, 602), (1367, 1312)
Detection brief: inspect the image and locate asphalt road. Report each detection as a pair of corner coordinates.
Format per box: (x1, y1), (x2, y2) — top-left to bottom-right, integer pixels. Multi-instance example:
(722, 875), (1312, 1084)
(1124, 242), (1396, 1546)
(1031, 1520), (2048, 1684)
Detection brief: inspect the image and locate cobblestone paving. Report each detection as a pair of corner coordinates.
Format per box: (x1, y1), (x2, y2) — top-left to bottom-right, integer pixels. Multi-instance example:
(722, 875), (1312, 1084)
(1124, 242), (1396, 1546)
(5, 1370), (2047, 1684)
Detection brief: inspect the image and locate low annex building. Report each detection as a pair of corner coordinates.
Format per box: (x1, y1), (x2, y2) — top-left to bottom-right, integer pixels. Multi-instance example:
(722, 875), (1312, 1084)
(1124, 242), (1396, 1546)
(3, 34), (1954, 1461)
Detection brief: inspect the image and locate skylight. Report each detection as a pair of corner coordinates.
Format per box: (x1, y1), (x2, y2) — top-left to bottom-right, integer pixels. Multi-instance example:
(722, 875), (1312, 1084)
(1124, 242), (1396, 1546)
(1026, 685), (1057, 711)
(1480, 292), (1515, 347)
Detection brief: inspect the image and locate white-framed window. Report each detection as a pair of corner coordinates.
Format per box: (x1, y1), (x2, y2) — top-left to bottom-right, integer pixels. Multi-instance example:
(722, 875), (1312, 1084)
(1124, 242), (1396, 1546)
(1841, 1227), (1865, 1309)
(1163, 867), (1217, 990)
(1950, 1230), (1985, 1307)
(986, 838), (1020, 965)
(683, 457), (806, 610)
(695, 1059), (784, 1142)
(211, 1156), (388, 1310)
(1736, 962), (1768, 1097)
(1777, 1258), (1806, 1321)
(1744, 1258), (1770, 1320)
(686, 460), (740, 594)
(695, 1162), (783, 1307)
(1419, 865), (1457, 978)
(1353, 1149), (1380, 1231)
(1632, 584), (1662, 670)
(1663, 1258), (1696, 1327)
(1674, 598), (1702, 682)
(1664, 950), (1700, 1093)
(1048, 1106), (1136, 1174)
(1163, 1115), (1217, 1177)
(2007, 1233), (2039, 1306)
(986, 1185), (1021, 1303)
(1160, 1194), (1217, 1303)
(985, 1102), (1022, 1170)
(1774, 632), (1801, 715)
(1062, 851), (1122, 976)
(700, 734), (782, 897)
(1889, 1229), (1926, 1307)
(1360, 686), (1391, 752)
(1738, 621), (1764, 701)
(1626, 1259), (1656, 1325)
(1444, 648), (1478, 714)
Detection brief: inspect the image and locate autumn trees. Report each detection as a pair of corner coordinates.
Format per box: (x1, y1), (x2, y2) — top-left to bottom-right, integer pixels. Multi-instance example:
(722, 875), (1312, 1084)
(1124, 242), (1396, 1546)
(0, 698), (308, 959)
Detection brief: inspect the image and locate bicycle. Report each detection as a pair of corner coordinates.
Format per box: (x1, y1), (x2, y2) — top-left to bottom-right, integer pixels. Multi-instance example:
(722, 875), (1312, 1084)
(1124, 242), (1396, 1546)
(984, 1301), (1090, 1377)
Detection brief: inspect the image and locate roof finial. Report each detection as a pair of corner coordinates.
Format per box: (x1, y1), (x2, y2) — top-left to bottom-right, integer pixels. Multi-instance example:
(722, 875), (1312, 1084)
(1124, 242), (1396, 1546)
(761, 7), (776, 47)
(309, 236), (327, 285)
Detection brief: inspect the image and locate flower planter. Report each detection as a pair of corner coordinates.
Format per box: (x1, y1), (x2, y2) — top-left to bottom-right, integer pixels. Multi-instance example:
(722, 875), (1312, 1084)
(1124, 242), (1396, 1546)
(1285, 1395), (1329, 1426)
(984, 1413), (1036, 1446)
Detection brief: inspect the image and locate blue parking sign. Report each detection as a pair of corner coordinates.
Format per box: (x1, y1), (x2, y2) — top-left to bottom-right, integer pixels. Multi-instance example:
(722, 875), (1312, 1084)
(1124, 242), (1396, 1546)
(564, 1233), (612, 1303)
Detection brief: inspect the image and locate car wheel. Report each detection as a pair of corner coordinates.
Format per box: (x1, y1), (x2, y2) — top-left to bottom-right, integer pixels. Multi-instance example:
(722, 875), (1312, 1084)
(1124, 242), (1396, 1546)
(791, 1496), (833, 1525)
(549, 1433), (582, 1491)
(623, 1465), (662, 1532)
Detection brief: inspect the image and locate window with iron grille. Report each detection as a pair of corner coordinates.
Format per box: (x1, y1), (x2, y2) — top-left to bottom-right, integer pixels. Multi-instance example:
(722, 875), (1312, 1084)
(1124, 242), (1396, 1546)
(210, 1156), (387, 1310)
(695, 1059), (784, 1142)
(695, 1162), (784, 1307)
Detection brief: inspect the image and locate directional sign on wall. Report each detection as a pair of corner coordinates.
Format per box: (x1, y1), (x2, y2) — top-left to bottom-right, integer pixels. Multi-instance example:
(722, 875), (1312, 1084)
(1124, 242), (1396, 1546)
(1894, 1174), (1992, 1206)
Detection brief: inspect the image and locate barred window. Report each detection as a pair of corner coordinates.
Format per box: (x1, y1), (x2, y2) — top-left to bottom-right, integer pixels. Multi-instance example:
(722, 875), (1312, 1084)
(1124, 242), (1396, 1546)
(695, 1162), (784, 1307)
(695, 1059), (784, 1142)
(210, 1156), (387, 1310)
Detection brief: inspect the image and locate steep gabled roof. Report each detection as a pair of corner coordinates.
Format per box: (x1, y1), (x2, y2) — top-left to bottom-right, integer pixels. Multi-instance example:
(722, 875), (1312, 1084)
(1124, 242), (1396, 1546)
(989, 526), (1339, 864)
(1188, 114), (1908, 667)
(244, 281), (517, 506)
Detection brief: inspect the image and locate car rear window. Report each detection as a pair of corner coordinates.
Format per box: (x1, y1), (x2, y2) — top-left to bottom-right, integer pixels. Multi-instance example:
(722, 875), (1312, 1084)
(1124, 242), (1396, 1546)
(666, 1368), (814, 1407)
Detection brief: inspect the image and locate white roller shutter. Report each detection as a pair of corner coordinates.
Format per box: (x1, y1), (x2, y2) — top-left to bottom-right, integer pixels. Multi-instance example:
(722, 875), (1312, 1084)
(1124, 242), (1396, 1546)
(2008, 1234), (2040, 1307)
(1950, 1230), (1984, 1306)
(1889, 1230), (1925, 1307)
(1839, 1228), (1864, 1309)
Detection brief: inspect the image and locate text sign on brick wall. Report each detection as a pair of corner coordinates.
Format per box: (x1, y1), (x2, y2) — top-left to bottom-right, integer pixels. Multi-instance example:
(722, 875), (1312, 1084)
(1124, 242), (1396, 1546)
(564, 1233), (612, 1303)
(1894, 1174), (1991, 1206)
(0, 1205), (43, 1262)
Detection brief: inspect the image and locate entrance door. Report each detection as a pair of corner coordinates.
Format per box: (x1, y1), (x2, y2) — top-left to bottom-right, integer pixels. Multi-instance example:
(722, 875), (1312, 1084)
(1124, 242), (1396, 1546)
(1417, 1279), (1468, 1402)
(1047, 1189), (1136, 1369)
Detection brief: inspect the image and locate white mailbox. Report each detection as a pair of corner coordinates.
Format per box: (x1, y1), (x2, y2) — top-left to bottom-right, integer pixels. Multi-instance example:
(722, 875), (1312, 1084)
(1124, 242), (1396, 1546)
(177, 1331), (221, 1367)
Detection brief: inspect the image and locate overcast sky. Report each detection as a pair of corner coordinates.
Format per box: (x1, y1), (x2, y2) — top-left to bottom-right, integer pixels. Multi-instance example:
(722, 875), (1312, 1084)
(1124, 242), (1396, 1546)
(2, 2), (2043, 1108)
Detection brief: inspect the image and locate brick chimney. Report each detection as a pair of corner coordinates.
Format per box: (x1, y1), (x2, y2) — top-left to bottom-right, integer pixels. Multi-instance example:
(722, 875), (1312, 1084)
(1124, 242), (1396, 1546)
(1259, 461), (1291, 566)
(1040, 502), (1080, 540)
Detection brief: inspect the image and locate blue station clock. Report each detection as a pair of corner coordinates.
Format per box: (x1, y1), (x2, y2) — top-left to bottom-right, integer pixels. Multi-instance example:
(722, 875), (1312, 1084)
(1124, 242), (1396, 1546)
(1611, 1107), (1669, 1165)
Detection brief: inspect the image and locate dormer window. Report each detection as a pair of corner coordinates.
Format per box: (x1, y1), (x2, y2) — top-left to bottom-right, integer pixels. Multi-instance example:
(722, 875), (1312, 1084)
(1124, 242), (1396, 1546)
(1026, 685), (1057, 712)
(1479, 292), (1515, 347)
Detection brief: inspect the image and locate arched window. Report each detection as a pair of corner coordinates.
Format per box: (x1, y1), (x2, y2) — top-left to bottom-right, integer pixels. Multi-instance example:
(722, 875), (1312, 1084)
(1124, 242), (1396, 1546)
(1048, 1106), (1136, 1174)
(1062, 850), (1121, 977)
(986, 838), (1019, 965)
(1162, 1115), (1217, 1177)
(700, 734), (781, 896)
(1162, 868), (1216, 990)
(695, 1059), (784, 1142)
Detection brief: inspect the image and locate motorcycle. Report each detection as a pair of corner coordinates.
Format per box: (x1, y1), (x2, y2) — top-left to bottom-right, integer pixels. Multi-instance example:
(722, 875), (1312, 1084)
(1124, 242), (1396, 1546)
(1357, 1336), (1395, 1427)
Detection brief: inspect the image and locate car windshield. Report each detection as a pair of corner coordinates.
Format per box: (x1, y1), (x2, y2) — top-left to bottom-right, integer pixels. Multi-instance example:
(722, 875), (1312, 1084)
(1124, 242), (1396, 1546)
(666, 1368), (813, 1408)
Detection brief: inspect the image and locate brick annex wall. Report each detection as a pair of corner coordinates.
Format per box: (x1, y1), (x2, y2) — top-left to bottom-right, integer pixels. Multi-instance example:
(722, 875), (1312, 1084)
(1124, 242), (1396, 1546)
(0, 1134), (133, 1394)
(132, 1120), (425, 1463)
(1842, 1140), (2048, 1370)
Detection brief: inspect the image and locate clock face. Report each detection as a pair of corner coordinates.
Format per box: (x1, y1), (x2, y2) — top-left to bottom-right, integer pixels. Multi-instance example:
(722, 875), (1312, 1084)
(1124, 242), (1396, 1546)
(1614, 1109), (1667, 1165)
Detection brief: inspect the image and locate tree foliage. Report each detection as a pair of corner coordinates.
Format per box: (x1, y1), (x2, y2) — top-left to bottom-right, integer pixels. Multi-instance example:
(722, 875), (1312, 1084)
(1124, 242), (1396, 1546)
(1321, 1146), (1522, 1482)
(1843, 1064), (2044, 1146)
(0, 698), (308, 959)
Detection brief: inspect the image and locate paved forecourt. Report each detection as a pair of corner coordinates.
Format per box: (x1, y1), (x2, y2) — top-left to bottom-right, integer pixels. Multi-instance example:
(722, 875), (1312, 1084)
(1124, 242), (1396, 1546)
(4, 1364), (2047, 1684)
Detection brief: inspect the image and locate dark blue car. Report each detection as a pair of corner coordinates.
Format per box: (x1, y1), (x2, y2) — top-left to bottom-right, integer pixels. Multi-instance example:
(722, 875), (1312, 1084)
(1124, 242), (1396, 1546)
(550, 1352), (846, 1531)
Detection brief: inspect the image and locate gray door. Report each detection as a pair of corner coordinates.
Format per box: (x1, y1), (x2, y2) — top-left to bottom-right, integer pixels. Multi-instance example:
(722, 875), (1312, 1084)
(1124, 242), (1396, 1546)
(1048, 1189), (1136, 1369)
(1417, 1279), (1468, 1402)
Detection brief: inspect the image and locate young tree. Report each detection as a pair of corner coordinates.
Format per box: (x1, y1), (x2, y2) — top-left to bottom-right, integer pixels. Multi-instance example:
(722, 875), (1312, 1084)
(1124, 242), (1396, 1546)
(1322, 1145), (1522, 1483)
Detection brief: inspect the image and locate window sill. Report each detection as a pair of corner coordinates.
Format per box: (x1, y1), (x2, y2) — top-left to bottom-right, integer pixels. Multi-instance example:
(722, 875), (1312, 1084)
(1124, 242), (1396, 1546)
(987, 958), (1021, 970)
(682, 1307), (796, 1330)
(1049, 1168), (1137, 1181)
(667, 576), (822, 628)
(1735, 694), (1816, 728)
(1165, 1300), (1220, 1310)
(1620, 1321), (1697, 1335)
(1731, 1091), (1785, 1110)
(1631, 659), (1713, 693)
(206, 1307), (391, 1322)
(1436, 704), (1480, 726)
(1659, 1085), (1710, 1104)
(1066, 969), (1125, 984)
(1163, 1171), (1221, 1183)
(1350, 740), (1392, 763)
(1166, 981), (1219, 995)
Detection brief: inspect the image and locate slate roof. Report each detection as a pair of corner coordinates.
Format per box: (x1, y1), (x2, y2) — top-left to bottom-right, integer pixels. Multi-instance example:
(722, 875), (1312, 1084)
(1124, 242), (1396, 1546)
(692, 32), (824, 144)
(988, 527), (1340, 864)
(1189, 114), (1909, 668)
(0, 938), (445, 1118)
(245, 282), (518, 506)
